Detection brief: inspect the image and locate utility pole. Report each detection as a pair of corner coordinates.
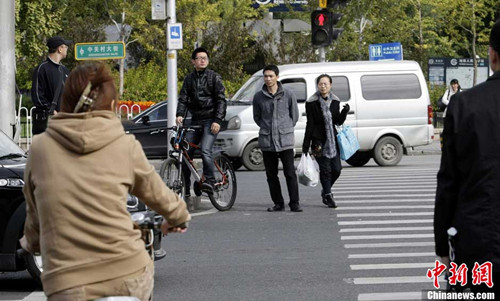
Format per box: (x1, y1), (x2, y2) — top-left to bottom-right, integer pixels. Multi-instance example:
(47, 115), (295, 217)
(0, 0), (16, 137)
(166, 0), (177, 153)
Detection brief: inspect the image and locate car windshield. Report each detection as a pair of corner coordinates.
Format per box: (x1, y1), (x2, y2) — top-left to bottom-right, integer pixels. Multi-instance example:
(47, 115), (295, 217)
(0, 131), (26, 158)
(229, 76), (264, 105)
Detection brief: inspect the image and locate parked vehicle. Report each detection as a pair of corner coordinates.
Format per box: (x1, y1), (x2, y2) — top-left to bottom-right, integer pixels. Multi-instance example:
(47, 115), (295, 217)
(122, 101), (169, 159)
(217, 61), (435, 170)
(0, 131), (165, 286)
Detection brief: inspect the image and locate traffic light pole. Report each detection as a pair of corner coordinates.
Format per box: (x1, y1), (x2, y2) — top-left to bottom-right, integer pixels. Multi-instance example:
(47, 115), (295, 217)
(0, 0), (16, 137)
(166, 0), (177, 154)
(319, 47), (326, 62)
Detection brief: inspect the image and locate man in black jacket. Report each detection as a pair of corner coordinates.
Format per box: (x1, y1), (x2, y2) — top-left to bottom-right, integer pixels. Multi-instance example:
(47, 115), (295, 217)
(176, 47), (226, 196)
(434, 19), (500, 294)
(31, 36), (71, 134)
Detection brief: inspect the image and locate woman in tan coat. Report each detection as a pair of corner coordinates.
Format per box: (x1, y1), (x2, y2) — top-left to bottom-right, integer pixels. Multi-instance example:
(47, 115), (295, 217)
(20, 62), (191, 300)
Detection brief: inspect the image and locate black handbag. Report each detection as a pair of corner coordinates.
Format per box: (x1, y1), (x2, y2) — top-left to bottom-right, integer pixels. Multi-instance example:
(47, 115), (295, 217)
(437, 96), (446, 111)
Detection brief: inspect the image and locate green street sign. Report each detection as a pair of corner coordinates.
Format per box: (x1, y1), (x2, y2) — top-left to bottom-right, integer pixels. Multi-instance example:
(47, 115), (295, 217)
(75, 42), (125, 60)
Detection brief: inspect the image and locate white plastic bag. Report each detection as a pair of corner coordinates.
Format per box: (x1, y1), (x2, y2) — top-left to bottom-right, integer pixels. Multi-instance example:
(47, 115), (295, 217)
(297, 153), (319, 187)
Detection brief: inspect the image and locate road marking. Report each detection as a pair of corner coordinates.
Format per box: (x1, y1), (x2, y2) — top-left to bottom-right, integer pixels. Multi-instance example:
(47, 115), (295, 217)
(191, 208), (218, 216)
(358, 291), (423, 300)
(338, 219), (432, 225)
(340, 226), (433, 232)
(337, 205), (434, 210)
(334, 188), (436, 193)
(341, 234), (434, 240)
(348, 252), (435, 259)
(345, 242), (434, 248)
(336, 199), (434, 204)
(350, 262), (434, 270)
(337, 212), (433, 218)
(23, 292), (46, 300)
(336, 194), (435, 198)
(351, 275), (443, 285)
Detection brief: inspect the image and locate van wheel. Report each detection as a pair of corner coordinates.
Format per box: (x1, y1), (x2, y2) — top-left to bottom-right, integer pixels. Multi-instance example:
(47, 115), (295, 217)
(373, 136), (403, 166)
(346, 151), (371, 167)
(241, 141), (265, 171)
(24, 253), (42, 287)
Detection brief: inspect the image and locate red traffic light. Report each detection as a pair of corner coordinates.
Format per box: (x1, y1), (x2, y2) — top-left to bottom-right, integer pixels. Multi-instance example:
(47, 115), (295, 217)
(314, 13), (328, 27)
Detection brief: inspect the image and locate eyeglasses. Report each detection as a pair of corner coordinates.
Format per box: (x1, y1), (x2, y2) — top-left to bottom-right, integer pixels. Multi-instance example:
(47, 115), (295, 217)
(318, 83), (330, 87)
(194, 57), (208, 62)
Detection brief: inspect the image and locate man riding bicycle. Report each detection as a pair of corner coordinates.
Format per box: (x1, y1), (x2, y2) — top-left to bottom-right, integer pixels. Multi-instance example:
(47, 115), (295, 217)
(176, 47), (227, 196)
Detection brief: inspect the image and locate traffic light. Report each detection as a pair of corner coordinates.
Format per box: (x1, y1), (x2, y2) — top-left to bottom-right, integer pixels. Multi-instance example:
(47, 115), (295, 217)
(311, 10), (344, 47)
(311, 10), (333, 47)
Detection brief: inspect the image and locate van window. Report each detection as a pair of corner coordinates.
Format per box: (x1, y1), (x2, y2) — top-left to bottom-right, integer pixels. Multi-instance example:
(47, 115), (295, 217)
(331, 76), (350, 102)
(361, 74), (422, 100)
(282, 78), (307, 103)
(231, 76), (264, 103)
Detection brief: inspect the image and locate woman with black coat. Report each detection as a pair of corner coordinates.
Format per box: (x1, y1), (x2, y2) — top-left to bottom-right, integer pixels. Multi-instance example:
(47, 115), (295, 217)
(302, 74), (350, 208)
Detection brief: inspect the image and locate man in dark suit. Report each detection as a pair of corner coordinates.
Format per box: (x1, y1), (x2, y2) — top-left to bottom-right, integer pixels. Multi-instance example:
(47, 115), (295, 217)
(434, 19), (500, 294)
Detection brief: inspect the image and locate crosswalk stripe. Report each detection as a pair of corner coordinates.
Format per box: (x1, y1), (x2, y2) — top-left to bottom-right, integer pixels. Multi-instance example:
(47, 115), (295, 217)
(337, 194), (435, 198)
(340, 226), (433, 232)
(338, 219), (432, 225)
(341, 234), (434, 240)
(358, 291), (423, 300)
(337, 212), (433, 217)
(337, 205), (434, 210)
(348, 252), (435, 259)
(350, 262), (434, 270)
(345, 242), (434, 248)
(336, 199), (434, 204)
(351, 275), (444, 285)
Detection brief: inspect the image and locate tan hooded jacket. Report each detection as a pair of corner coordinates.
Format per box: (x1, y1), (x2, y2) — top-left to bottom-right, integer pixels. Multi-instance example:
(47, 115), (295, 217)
(21, 110), (190, 296)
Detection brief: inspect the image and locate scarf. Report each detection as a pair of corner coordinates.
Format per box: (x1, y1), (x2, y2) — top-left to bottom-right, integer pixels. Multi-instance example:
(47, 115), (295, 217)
(319, 93), (336, 159)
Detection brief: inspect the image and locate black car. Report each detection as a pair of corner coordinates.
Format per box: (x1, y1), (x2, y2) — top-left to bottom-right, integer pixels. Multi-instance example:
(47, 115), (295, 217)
(122, 101), (170, 159)
(0, 131), (165, 286)
(0, 130), (42, 284)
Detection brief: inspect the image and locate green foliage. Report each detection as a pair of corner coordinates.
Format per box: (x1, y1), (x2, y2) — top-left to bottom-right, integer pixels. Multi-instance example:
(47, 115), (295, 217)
(120, 61), (167, 101)
(428, 83), (447, 111)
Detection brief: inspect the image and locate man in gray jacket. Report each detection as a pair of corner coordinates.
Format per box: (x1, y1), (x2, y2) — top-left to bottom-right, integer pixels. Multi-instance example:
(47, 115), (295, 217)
(253, 65), (301, 212)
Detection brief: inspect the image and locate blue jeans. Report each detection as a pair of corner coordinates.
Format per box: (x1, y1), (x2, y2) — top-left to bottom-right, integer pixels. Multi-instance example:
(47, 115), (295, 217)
(182, 119), (218, 192)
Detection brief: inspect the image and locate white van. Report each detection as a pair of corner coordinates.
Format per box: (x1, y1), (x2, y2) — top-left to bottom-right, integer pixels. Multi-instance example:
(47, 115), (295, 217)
(216, 61), (434, 171)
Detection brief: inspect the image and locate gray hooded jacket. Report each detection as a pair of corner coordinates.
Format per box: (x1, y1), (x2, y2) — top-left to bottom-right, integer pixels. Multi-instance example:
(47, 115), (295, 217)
(253, 82), (299, 152)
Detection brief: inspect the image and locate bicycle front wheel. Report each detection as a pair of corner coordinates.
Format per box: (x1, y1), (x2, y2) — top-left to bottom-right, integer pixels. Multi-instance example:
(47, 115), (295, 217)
(209, 154), (237, 211)
(159, 157), (185, 199)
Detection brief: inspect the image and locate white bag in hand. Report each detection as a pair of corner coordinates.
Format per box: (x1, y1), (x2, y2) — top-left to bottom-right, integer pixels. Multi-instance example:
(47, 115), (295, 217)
(297, 153), (319, 187)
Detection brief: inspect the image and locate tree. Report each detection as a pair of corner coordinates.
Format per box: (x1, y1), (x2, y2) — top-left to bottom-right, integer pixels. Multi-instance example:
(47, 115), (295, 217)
(14, 0), (66, 89)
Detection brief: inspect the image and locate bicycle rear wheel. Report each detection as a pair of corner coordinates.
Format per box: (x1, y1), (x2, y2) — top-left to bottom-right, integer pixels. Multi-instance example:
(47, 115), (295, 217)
(209, 154), (237, 211)
(159, 157), (185, 199)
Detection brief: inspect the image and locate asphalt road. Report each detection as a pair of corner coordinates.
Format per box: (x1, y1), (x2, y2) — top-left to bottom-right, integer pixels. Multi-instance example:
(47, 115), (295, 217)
(1, 153), (443, 301)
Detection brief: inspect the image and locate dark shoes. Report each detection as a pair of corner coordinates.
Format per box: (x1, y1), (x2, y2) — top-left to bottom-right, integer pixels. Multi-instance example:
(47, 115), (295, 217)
(290, 204), (303, 212)
(267, 204), (285, 212)
(322, 194), (337, 208)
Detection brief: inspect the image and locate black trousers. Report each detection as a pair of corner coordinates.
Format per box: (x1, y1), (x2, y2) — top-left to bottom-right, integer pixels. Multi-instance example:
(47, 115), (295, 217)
(262, 149), (300, 207)
(316, 154), (342, 196)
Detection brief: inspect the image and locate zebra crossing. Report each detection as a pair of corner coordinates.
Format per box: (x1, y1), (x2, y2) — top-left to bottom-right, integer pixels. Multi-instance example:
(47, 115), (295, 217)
(334, 166), (444, 301)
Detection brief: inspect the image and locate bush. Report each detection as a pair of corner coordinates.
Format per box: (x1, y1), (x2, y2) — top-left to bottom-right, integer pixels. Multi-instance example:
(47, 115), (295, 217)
(121, 61), (167, 102)
(428, 83), (446, 112)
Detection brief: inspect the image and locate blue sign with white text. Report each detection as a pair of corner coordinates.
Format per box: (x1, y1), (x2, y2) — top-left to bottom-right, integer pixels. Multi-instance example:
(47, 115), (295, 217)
(369, 42), (403, 61)
(170, 25), (181, 39)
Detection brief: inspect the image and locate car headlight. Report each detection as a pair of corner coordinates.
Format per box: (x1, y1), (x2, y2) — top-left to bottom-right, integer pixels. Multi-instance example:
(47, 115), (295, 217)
(226, 116), (241, 130)
(0, 178), (24, 187)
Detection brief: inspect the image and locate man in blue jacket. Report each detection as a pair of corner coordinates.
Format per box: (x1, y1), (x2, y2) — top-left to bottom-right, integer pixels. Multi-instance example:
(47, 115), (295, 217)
(253, 65), (301, 212)
(434, 19), (500, 294)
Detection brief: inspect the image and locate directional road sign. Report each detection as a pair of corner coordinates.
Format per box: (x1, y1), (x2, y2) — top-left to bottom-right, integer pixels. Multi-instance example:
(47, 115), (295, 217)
(75, 42), (125, 61)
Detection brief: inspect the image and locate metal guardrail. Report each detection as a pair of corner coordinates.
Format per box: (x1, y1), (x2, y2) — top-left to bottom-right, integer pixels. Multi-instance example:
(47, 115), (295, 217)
(16, 105), (142, 150)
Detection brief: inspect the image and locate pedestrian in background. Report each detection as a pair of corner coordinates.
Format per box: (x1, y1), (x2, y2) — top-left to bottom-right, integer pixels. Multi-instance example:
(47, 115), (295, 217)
(21, 62), (191, 300)
(176, 47), (227, 196)
(434, 19), (500, 295)
(440, 78), (461, 117)
(253, 64), (302, 212)
(31, 36), (72, 134)
(302, 74), (350, 209)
